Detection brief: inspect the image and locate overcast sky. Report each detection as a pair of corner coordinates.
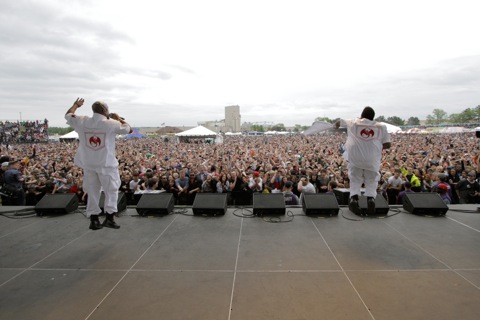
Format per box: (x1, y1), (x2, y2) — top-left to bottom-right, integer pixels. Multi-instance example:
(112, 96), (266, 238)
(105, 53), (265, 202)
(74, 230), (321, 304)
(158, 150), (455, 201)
(1, 0), (479, 128)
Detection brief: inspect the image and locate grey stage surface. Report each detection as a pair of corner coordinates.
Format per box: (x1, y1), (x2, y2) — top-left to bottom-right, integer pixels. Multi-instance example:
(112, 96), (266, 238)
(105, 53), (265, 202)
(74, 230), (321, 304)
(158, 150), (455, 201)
(0, 204), (479, 320)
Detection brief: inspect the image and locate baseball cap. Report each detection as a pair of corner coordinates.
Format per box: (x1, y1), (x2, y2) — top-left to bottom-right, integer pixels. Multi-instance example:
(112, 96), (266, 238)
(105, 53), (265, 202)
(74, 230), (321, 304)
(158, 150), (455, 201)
(437, 183), (448, 191)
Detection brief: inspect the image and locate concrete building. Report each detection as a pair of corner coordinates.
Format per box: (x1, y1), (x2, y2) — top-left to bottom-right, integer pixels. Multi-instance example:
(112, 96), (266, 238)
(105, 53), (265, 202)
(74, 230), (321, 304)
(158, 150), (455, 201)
(197, 120), (225, 133)
(198, 105), (242, 133)
(225, 105), (241, 133)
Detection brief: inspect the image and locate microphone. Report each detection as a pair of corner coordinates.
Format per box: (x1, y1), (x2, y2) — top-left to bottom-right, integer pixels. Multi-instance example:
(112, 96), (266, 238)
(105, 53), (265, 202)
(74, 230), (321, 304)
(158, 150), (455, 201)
(108, 113), (125, 120)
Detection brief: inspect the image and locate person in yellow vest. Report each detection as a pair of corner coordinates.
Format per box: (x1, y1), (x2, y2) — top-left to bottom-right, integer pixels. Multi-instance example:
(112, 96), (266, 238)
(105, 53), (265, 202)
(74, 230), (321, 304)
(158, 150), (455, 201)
(400, 166), (421, 192)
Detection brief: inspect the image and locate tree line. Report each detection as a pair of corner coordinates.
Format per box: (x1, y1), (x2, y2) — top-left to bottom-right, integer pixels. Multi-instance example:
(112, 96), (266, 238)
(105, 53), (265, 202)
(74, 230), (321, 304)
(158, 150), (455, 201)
(255, 105), (480, 133)
(313, 105), (480, 127)
(46, 105), (479, 135)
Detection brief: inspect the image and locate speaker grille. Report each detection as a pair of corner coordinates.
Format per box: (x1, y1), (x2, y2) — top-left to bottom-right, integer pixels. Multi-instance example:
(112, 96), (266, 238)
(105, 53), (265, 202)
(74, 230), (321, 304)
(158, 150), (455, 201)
(35, 194), (79, 215)
(99, 191), (127, 214)
(253, 193), (285, 216)
(192, 193), (227, 216)
(403, 193), (448, 216)
(302, 193), (339, 216)
(333, 188), (350, 205)
(357, 195), (390, 216)
(136, 193), (174, 216)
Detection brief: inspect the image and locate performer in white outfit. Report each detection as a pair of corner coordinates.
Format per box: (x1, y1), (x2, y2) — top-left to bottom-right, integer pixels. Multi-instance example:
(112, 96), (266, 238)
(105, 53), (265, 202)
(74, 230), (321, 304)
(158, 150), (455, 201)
(65, 98), (132, 230)
(335, 107), (391, 214)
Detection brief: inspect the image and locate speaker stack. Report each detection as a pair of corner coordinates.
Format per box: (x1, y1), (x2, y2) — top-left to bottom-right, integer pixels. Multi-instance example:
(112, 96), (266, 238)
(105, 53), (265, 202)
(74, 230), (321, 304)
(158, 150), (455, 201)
(253, 193), (285, 216)
(357, 195), (389, 216)
(302, 193), (339, 216)
(403, 193), (448, 216)
(35, 194), (79, 216)
(99, 191), (127, 214)
(192, 193), (228, 216)
(333, 188), (351, 205)
(136, 193), (175, 216)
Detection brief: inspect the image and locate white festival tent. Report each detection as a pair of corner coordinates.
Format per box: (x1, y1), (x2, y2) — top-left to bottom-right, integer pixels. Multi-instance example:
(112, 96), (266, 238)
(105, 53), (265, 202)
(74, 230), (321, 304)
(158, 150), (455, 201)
(403, 128), (427, 134)
(264, 131), (290, 135)
(175, 125), (217, 137)
(440, 127), (466, 134)
(175, 125), (221, 143)
(303, 121), (402, 135)
(379, 122), (403, 134)
(59, 130), (79, 141)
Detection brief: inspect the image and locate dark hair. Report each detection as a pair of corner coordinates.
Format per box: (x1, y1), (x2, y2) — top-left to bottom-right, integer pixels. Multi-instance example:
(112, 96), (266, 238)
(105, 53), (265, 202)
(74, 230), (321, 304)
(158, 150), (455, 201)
(147, 178), (158, 188)
(145, 171), (154, 179)
(361, 106), (375, 121)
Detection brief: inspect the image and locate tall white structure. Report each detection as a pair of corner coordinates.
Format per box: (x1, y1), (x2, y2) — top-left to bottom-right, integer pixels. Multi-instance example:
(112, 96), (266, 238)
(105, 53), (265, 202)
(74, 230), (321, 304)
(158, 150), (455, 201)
(225, 105), (241, 132)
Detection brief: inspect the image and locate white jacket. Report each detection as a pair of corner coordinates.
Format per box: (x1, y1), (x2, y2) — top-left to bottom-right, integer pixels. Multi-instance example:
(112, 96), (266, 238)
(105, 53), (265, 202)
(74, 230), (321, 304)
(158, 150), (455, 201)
(340, 118), (390, 172)
(65, 113), (131, 172)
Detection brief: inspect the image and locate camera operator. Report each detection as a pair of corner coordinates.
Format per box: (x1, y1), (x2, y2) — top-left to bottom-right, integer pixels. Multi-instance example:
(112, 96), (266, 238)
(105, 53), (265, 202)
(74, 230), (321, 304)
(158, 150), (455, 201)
(456, 171), (480, 204)
(3, 161), (25, 205)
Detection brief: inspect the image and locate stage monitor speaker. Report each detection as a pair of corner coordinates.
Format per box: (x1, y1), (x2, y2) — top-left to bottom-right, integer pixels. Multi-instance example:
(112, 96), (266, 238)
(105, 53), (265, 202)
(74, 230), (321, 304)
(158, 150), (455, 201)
(333, 188), (350, 205)
(253, 193), (285, 216)
(403, 193), (448, 216)
(99, 191), (127, 214)
(136, 193), (174, 216)
(192, 193), (227, 216)
(35, 193), (79, 216)
(357, 195), (389, 216)
(302, 193), (339, 216)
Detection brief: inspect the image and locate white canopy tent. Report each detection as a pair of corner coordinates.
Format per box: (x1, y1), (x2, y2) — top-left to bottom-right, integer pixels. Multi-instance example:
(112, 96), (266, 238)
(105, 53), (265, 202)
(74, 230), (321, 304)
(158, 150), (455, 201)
(59, 130), (79, 141)
(175, 125), (217, 137)
(379, 122), (403, 134)
(303, 121), (402, 135)
(403, 128), (427, 134)
(440, 127), (465, 134)
(264, 131), (290, 135)
(175, 125), (220, 143)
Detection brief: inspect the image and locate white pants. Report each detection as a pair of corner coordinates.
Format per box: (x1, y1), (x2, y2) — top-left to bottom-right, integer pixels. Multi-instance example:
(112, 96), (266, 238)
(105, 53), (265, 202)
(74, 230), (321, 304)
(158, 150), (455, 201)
(83, 168), (121, 217)
(348, 165), (380, 198)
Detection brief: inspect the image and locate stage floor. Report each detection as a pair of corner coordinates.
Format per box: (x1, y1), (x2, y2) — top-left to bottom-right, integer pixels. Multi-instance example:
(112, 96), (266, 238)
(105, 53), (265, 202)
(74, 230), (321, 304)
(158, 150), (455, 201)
(1, 204), (479, 320)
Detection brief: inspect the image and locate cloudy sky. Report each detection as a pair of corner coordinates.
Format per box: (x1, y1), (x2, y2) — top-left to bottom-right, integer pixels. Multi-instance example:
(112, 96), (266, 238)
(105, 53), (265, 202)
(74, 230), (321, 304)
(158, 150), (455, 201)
(1, 0), (479, 128)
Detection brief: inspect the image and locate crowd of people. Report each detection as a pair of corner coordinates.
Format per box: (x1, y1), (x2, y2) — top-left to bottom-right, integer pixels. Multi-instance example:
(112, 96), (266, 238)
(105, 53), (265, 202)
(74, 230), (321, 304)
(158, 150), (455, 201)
(0, 120), (49, 144)
(1, 131), (480, 207)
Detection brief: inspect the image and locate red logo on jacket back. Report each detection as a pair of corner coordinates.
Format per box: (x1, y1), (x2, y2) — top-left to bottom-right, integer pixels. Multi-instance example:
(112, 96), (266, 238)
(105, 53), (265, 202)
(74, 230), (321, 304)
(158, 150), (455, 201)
(85, 132), (106, 151)
(360, 128), (375, 138)
(89, 135), (102, 147)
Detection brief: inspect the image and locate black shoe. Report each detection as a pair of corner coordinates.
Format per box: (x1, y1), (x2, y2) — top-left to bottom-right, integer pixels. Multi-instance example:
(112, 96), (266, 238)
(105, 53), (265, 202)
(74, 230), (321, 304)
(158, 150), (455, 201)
(349, 198), (360, 214)
(89, 220), (103, 230)
(103, 217), (120, 229)
(367, 197), (376, 215)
